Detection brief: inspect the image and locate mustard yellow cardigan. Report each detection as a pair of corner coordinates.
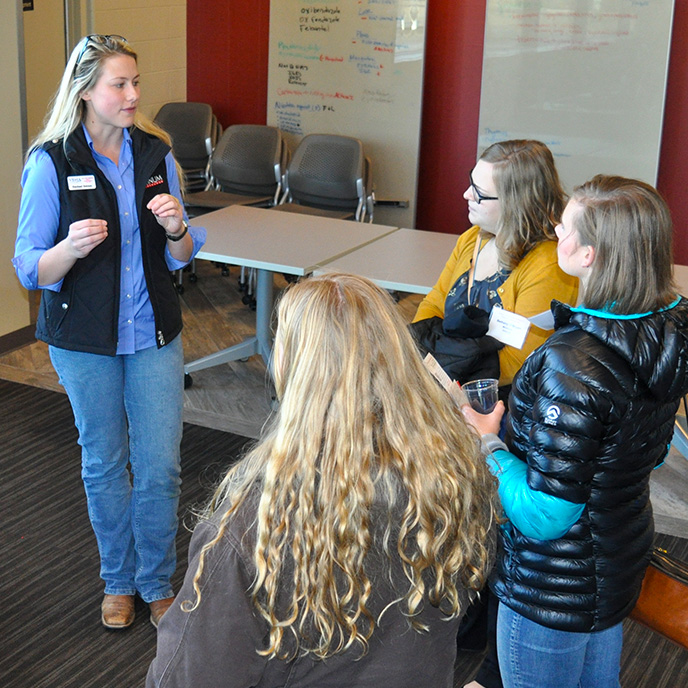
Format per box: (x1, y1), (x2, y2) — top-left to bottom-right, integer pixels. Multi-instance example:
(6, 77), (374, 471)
(413, 226), (579, 386)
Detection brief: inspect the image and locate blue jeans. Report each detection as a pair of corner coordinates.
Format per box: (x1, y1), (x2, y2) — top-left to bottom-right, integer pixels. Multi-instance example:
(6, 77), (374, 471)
(497, 602), (622, 688)
(50, 337), (183, 602)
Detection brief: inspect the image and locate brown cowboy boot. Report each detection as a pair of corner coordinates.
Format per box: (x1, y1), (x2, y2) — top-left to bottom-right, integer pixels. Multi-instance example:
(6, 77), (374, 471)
(101, 594), (135, 629)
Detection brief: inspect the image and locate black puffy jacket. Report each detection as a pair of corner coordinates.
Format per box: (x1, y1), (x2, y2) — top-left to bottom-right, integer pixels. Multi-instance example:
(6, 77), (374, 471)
(492, 297), (688, 632)
(409, 311), (503, 384)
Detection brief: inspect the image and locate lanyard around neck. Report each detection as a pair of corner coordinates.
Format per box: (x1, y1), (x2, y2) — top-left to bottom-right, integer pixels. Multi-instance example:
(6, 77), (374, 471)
(467, 235), (485, 305)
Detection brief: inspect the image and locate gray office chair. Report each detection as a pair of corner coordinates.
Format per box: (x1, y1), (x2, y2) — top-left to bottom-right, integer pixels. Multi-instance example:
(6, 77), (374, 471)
(154, 102), (221, 192)
(155, 102), (222, 293)
(274, 134), (374, 222)
(184, 125), (289, 306)
(184, 125), (287, 211)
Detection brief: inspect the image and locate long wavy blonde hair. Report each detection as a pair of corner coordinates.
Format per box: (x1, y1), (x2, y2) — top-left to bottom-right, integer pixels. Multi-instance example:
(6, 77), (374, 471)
(29, 34), (184, 190)
(185, 273), (497, 659)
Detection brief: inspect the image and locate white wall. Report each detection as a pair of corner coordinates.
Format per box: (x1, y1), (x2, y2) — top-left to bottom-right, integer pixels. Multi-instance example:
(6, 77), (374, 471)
(93, 0), (187, 119)
(23, 0), (188, 147)
(0, 1), (30, 337)
(23, 0), (67, 144)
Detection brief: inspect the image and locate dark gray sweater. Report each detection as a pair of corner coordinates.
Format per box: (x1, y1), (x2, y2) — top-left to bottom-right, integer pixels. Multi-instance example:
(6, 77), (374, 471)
(147, 492), (487, 688)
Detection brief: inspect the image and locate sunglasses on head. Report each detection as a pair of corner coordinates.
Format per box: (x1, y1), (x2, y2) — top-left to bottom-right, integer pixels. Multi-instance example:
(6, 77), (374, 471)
(75, 34), (128, 67)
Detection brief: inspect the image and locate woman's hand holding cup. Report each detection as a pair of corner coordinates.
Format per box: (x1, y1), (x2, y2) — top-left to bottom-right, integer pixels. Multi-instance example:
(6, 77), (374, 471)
(462, 398), (505, 437)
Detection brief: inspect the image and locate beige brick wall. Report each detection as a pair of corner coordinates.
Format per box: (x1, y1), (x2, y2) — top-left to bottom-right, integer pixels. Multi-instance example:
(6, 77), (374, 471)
(93, 0), (187, 120)
(1, 2), (30, 334)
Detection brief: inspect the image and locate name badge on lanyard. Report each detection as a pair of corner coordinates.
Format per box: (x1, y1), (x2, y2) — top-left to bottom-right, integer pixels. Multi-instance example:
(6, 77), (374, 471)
(67, 175), (97, 191)
(487, 305), (531, 349)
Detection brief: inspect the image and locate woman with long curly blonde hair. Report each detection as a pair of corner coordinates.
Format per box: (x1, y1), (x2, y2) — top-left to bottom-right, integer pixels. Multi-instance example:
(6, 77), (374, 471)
(147, 272), (498, 688)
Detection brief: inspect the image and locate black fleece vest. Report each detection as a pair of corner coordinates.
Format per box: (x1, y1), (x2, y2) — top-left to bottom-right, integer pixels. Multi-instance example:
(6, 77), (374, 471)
(36, 127), (183, 355)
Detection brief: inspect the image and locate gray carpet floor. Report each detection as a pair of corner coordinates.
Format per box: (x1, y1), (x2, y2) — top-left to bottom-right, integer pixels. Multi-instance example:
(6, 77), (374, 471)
(1, 379), (686, 687)
(1, 379), (250, 688)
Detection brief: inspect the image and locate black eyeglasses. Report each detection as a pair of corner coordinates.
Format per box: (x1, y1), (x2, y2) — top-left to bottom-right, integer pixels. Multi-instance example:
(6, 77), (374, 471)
(75, 34), (128, 67)
(469, 172), (499, 204)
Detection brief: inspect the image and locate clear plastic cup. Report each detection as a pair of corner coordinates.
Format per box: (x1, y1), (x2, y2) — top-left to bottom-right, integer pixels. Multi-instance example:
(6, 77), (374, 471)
(462, 378), (499, 414)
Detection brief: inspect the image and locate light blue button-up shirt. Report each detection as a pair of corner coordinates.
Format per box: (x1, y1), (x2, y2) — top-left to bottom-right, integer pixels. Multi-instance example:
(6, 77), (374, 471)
(13, 126), (206, 354)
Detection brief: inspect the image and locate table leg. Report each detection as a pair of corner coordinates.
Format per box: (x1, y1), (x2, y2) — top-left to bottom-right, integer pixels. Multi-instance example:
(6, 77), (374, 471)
(255, 269), (274, 365)
(183, 268), (274, 375)
(673, 419), (688, 459)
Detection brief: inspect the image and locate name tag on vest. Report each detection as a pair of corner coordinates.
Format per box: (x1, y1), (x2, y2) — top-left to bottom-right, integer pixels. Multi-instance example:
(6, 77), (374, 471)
(67, 175), (96, 191)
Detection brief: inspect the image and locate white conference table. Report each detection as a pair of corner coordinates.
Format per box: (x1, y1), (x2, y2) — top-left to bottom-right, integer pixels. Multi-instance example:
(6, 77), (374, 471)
(186, 205), (398, 374)
(312, 227), (458, 294)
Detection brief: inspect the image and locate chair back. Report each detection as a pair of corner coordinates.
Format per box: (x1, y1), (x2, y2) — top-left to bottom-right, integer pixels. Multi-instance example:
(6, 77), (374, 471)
(154, 102), (217, 166)
(154, 102), (221, 190)
(211, 125), (285, 199)
(284, 134), (366, 214)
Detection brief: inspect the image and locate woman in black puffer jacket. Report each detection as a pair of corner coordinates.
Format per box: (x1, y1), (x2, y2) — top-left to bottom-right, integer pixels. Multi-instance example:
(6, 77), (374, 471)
(464, 175), (688, 688)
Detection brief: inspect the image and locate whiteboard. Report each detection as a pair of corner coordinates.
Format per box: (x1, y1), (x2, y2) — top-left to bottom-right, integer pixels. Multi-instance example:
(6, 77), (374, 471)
(478, 0), (675, 194)
(266, 0), (427, 227)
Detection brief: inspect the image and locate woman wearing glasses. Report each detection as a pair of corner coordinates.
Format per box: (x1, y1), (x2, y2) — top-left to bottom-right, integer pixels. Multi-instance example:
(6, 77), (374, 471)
(411, 140), (578, 388)
(13, 35), (206, 630)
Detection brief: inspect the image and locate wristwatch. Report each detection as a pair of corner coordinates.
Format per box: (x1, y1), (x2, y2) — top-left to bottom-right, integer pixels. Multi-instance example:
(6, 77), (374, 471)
(166, 220), (189, 242)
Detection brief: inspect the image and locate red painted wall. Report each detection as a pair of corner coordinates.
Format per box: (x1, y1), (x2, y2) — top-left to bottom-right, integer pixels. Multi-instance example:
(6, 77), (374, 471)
(187, 0), (270, 126)
(187, 0), (687, 263)
(657, 1), (688, 265)
(415, 2), (484, 235)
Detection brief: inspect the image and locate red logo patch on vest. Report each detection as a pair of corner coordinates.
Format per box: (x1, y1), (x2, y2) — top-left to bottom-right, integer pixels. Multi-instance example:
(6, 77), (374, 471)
(146, 175), (164, 188)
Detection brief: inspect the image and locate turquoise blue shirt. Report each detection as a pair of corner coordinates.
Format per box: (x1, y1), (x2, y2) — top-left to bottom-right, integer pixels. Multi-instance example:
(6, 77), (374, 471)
(487, 449), (585, 540)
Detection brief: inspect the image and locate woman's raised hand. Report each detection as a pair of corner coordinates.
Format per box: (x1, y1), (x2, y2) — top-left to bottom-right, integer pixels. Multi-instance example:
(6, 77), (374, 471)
(147, 193), (185, 235)
(66, 218), (108, 258)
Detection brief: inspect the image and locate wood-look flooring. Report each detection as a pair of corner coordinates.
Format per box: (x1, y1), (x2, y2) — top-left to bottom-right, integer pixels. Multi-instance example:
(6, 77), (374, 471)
(2, 259), (686, 537)
(0, 260), (421, 439)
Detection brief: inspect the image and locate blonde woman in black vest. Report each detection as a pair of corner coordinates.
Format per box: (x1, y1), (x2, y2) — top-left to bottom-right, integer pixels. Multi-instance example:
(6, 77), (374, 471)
(13, 35), (206, 630)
